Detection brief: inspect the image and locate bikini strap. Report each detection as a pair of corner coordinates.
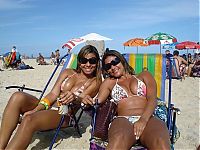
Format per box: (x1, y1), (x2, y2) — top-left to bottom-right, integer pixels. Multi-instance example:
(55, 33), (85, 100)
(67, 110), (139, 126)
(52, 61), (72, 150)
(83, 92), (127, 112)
(132, 75), (139, 81)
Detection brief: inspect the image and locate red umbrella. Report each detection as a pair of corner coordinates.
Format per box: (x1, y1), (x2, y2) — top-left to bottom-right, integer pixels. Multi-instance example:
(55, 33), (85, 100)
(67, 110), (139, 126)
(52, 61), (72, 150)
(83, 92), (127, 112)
(175, 41), (200, 50)
(175, 41), (200, 64)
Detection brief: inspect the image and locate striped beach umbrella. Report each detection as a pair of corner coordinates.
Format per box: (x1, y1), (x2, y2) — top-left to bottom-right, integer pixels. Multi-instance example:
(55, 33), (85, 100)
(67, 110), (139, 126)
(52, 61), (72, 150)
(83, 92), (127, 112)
(145, 32), (177, 53)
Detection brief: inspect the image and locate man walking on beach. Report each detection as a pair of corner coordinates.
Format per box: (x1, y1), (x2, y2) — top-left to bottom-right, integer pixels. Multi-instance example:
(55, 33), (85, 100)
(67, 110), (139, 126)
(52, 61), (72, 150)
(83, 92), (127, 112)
(55, 49), (60, 64)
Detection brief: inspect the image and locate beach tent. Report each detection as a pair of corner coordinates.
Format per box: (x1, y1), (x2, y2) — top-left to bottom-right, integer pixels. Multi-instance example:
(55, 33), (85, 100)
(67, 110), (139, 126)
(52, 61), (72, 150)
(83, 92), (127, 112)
(62, 33), (112, 55)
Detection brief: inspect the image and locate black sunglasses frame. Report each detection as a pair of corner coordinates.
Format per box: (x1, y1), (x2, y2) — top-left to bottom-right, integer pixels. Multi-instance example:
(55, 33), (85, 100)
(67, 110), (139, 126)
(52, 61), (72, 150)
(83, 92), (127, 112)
(104, 57), (121, 71)
(79, 57), (98, 64)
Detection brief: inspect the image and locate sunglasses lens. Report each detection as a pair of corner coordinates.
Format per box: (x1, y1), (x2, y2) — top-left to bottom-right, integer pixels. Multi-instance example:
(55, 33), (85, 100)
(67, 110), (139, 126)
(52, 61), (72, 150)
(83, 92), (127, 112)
(113, 57), (120, 65)
(89, 58), (97, 64)
(79, 58), (88, 64)
(104, 63), (111, 71)
(79, 57), (97, 64)
(104, 57), (120, 71)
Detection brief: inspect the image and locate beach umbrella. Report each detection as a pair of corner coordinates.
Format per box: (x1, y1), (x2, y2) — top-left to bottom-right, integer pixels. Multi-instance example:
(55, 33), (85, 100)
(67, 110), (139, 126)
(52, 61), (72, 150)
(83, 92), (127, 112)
(123, 38), (149, 54)
(62, 33), (112, 50)
(175, 41), (200, 50)
(145, 32), (177, 53)
(175, 41), (200, 64)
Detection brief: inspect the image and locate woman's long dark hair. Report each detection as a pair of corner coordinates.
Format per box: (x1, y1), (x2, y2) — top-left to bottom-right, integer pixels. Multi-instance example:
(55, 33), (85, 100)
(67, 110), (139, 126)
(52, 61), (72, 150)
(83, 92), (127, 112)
(76, 45), (102, 84)
(102, 50), (135, 76)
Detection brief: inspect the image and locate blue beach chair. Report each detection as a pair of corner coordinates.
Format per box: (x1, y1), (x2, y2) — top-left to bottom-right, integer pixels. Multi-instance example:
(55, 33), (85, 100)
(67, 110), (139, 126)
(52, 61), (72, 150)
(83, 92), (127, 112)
(89, 53), (180, 150)
(5, 53), (86, 149)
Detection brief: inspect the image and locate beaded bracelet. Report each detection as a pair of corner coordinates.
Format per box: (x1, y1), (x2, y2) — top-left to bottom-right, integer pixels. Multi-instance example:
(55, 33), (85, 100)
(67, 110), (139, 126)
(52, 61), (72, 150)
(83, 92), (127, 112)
(39, 98), (51, 110)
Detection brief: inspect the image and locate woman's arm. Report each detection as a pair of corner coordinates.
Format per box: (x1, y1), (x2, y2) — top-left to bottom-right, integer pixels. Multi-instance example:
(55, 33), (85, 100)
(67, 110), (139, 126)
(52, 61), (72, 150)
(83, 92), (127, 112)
(34, 69), (74, 111)
(82, 78), (112, 105)
(140, 71), (157, 122)
(134, 71), (157, 139)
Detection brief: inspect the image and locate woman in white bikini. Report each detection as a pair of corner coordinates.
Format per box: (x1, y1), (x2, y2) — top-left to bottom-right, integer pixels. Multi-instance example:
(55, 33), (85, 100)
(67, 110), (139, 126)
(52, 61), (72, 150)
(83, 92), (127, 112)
(0, 45), (102, 149)
(82, 50), (170, 150)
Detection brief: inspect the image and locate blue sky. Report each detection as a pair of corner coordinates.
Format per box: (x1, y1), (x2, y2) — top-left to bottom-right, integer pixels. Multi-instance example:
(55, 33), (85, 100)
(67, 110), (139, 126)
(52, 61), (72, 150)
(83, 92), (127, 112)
(0, 0), (199, 57)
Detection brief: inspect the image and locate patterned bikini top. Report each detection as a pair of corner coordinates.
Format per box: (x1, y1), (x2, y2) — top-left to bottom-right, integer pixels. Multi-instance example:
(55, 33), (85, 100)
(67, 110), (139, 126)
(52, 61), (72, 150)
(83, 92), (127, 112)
(111, 75), (147, 103)
(61, 73), (90, 97)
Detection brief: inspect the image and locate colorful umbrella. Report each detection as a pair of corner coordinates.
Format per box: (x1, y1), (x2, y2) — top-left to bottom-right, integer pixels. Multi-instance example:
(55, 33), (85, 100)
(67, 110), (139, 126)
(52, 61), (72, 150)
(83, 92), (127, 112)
(145, 32), (177, 53)
(123, 38), (149, 54)
(175, 41), (200, 64)
(175, 41), (200, 50)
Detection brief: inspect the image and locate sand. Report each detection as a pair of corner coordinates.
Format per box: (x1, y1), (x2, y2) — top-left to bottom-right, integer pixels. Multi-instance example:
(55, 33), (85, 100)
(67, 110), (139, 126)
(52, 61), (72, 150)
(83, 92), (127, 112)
(0, 59), (199, 150)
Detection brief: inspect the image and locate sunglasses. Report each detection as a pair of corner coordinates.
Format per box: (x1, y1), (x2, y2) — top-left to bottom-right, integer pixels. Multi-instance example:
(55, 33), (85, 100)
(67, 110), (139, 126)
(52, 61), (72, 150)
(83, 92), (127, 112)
(104, 57), (121, 71)
(79, 57), (97, 64)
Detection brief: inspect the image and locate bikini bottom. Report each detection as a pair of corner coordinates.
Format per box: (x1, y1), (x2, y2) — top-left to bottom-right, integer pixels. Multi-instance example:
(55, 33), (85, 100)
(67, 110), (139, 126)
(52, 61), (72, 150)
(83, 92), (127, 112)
(113, 115), (141, 124)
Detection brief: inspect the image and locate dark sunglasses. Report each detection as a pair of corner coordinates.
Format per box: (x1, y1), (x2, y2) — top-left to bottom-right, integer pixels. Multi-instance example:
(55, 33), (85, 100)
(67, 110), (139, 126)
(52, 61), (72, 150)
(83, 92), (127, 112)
(104, 57), (121, 71)
(79, 57), (97, 64)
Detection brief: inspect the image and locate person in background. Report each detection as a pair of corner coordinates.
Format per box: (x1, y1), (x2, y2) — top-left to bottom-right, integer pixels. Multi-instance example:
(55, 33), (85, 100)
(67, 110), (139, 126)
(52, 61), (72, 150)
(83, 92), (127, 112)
(173, 50), (188, 77)
(165, 50), (173, 57)
(55, 49), (60, 65)
(37, 53), (47, 65)
(182, 54), (187, 61)
(187, 53), (193, 65)
(83, 50), (170, 150)
(0, 45), (102, 149)
(50, 51), (56, 65)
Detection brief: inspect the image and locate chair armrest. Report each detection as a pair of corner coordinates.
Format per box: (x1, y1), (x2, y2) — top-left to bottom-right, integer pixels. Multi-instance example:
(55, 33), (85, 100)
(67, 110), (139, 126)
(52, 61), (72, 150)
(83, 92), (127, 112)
(5, 85), (42, 93)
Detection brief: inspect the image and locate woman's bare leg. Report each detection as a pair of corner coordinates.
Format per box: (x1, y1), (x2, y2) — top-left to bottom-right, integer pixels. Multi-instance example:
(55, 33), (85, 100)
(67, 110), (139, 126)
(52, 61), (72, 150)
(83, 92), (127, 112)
(107, 118), (136, 150)
(140, 117), (171, 150)
(6, 109), (67, 150)
(0, 92), (38, 149)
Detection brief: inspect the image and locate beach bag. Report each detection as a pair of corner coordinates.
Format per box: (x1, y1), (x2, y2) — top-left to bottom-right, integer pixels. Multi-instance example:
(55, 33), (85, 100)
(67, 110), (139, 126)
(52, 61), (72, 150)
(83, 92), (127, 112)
(91, 98), (117, 141)
(154, 99), (180, 143)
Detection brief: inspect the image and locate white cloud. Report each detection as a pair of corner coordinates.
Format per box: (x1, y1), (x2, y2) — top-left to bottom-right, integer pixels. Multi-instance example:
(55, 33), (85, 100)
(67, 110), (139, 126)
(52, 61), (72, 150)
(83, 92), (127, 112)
(0, 0), (34, 10)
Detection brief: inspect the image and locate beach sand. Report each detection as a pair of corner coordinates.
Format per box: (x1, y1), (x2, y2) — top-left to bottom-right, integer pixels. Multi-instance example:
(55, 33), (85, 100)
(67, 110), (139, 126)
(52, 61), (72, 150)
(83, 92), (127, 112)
(0, 59), (199, 150)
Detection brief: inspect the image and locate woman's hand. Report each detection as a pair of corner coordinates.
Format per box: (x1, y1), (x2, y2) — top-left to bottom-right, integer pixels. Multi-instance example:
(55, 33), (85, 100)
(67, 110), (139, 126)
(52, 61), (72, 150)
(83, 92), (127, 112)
(134, 117), (148, 140)
(22, 109), (38, 119)
(82, 95), (94, 106)
(59, 91), (76, 105)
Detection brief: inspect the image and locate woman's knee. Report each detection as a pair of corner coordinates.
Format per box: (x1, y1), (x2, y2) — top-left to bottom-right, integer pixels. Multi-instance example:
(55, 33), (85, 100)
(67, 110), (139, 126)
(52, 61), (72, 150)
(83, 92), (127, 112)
(19, 115), (38, 132)
(8, 92), (27, 105)
(150, 136), (171, 150)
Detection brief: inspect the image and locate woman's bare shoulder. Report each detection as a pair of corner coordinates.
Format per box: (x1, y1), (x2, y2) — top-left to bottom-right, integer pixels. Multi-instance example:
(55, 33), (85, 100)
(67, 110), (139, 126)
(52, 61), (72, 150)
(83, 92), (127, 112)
(62, 68), (76, 75)
(137, 71), (153, 80)
(101, 77), (116, 87)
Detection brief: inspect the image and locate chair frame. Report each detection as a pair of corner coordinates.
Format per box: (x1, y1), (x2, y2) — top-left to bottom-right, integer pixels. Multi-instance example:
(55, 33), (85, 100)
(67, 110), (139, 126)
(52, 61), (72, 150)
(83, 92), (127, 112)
(90, 54), (180, 150)
(5, 53), (84, 150)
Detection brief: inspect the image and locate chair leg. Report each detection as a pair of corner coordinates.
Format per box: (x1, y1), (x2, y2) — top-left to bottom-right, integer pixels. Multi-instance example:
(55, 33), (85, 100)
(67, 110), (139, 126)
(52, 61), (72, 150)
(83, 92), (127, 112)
(170, 111), (176, 144)
(49, 115), (65, 150)
(70, 105), (82, 137)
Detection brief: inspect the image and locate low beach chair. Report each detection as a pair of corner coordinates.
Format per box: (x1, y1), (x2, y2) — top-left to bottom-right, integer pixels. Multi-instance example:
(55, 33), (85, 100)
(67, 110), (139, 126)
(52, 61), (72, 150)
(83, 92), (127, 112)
(5, 53), (86, 149)
(90, 53), (180, 150)
(2, 51), (21, 69)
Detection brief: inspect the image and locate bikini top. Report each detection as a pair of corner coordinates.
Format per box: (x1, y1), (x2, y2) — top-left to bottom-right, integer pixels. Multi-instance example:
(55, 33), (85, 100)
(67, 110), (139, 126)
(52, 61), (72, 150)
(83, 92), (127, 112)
(111, 75), (147, 103)
(61, 73), (90, 97)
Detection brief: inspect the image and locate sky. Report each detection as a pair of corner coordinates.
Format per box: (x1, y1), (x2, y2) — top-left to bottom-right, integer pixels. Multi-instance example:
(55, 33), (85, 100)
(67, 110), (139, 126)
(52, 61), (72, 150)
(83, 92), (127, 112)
(0, 0), (199, 57)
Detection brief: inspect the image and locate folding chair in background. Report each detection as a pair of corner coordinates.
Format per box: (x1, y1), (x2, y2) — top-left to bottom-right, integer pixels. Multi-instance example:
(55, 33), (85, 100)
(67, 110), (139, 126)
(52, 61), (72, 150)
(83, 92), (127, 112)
(90, 53), (180, 150)
(5, 53), (85, 149)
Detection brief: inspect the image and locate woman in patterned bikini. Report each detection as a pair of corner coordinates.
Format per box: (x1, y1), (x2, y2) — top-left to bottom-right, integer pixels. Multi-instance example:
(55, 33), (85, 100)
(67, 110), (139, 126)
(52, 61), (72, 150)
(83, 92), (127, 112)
(82, 50), (170, 150)
(0, 45), (102, 149)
